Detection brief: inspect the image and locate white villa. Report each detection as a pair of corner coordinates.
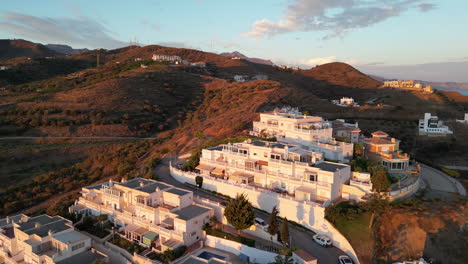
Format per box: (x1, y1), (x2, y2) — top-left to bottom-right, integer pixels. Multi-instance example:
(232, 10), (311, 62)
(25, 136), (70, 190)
(250, 108), (354, 162)
(332, 97), (360, 107)
(0, 214), (107, 264)
(456, 113), (468, 124)
(363, 131), (410, 172)
(152, 54), (187, 65)
(69, 178), (213, 251)
(197, 139), (364, 203)
(419, 113), (453, 135)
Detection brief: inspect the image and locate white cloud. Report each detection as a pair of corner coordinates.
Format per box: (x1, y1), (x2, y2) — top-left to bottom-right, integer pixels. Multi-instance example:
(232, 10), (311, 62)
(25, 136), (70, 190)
(0, 12), (126, 49)
(299, 56), (338, 66)
(245, 0), (436, 40)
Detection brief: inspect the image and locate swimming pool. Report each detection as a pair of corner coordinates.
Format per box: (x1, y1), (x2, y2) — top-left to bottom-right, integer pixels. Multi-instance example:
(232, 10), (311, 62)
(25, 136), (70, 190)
(197, 251), (226, 260)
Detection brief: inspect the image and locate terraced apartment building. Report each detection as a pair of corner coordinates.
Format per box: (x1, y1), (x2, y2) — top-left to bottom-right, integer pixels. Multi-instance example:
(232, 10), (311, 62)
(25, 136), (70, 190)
(0, 214), (107, 264)
(70, 178), (213, 251)
(250, 108), (354, 162)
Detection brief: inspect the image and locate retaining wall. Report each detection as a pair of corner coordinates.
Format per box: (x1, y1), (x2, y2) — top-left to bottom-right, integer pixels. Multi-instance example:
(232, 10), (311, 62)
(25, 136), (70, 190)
(205, 235), (277, 264)
(170, 164), (359, 264)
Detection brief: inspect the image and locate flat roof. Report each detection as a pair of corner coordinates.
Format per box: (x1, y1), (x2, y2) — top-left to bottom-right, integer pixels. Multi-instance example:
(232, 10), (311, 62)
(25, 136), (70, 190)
(165, 188), (191, 196)
(53, 231), (88, 244)
(16, 215), (64, 232)
(0, 214), (25, 228)
(116, 178), (171, 193)
(174, 205), (211, 221)
(24, 219), (71, 237)
(315, 162), (348, 172)
(56, 249), (107, 264)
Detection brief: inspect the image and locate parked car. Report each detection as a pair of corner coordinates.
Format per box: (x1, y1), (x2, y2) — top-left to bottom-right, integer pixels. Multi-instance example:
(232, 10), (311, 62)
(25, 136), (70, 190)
(254, 217), (269, 231)
(339, 255), (353, 264)
(312, 234), (332, 247)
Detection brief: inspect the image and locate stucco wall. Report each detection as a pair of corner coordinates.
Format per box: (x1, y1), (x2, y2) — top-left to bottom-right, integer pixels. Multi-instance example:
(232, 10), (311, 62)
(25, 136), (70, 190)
(170, 164), (360, 264)
(205, 235), (277, 264)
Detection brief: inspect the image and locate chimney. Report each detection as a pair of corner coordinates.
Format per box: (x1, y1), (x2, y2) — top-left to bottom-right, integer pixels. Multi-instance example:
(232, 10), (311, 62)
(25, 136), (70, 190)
(139, 182), (144, 187)
(35, 222), (41, 228)
(48, 230), (53, 236)
(6, 216), (9, 224)
(121, 177), (127, 183)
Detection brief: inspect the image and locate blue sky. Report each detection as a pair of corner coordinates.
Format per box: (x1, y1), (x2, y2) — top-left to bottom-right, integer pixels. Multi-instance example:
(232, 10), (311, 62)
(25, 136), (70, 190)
(1, 0), (467, 81)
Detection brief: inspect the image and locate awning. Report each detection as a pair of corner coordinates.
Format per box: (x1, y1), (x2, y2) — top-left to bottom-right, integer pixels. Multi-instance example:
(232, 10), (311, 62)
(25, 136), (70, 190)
(195, 164), (215, 172)
(295, 186), (315, 194)
(125, 223), (139, 233)
(211, 167), (224, 176)
(134, 227), (149, 235)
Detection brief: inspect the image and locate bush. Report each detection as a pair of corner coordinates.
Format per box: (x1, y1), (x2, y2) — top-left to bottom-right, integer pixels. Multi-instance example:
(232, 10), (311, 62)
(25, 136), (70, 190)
(442, 168), (460, 178)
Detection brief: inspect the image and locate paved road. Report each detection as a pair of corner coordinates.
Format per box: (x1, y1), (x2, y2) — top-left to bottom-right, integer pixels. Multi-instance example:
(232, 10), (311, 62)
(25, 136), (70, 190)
(156, 157), (346, 264)
(441, 165), (468, 171)
(420, 164), (466, 195)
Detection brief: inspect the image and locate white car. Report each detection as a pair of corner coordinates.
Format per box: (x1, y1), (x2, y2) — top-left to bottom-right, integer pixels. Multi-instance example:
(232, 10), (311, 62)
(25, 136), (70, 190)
(312, 234), (332, 247)
(339, 255), (353, 264)
(254, 217), (269, 231)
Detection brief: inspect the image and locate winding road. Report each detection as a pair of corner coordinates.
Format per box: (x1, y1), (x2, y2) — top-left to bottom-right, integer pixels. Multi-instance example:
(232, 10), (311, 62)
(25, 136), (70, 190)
(155, 157), (347, 264)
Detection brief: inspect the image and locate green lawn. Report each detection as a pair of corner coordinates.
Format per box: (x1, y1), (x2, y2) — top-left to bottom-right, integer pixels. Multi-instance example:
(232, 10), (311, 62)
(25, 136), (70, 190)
(335, 212), (372, 243)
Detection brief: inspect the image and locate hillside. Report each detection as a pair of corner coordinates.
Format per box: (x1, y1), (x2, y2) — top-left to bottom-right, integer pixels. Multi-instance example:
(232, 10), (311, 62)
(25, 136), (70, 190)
(1, 42), (468, 216)
(0, 39), (60, 60)
(219, 51), (274, 66)
(45, 44), (89, 55)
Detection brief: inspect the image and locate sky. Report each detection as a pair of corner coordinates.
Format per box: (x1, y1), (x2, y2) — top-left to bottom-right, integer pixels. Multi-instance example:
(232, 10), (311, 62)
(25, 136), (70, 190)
(0, 0), (467, 82)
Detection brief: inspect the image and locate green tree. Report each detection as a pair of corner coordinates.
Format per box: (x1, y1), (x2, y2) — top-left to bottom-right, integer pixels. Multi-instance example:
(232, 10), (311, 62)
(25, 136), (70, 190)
(224, 193), (255, 233)
(274, 254), (294, 264)
(280, 218), (289, 246)
(195, 176), (203, 188)
(325, 204), (341, 224)
(369, 166), (391, 192)
(267, 206), (280, 242)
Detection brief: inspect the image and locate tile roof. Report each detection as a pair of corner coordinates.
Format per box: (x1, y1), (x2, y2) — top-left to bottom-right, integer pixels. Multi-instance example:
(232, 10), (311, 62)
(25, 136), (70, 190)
(364, 137), (394, 145)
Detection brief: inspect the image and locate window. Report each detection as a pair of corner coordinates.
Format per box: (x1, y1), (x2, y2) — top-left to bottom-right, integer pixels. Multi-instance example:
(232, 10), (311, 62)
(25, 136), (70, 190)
(71, 242), (85, 251)
(253, 153), (257, 156)
(264, 152), (268, 158)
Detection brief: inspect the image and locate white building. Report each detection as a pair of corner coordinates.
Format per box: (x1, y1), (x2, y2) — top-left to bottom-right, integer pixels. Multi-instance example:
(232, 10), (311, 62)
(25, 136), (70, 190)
(419, 113), (453, 135)
(0, 66), (9, 71)
(456, 113), (468, 124)
(152, 54), (188, 64)
(332, 97), (360, 107)
(69, 178), (213, 250)
(233, 75), (248, 82)
(198, 139), (352, 203)
(331, 119), (361, 143)
(250, 108), (354, 162)
(0, 214), (107, 264)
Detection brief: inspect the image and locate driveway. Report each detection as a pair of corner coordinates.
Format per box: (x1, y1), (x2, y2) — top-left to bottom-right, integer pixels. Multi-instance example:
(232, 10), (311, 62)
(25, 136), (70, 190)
(155, 157), (347, 264)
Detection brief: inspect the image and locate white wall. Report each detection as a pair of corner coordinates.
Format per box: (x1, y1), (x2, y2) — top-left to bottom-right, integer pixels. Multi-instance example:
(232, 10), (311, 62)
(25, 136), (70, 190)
(170, 165), (360, 264)
(205, 235), (277, 264)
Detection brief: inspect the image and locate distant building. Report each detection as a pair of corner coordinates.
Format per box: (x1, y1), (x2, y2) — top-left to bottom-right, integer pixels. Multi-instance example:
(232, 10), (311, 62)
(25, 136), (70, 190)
(419, 113), (453, 135)
(331, 119), (361, 143)
(231, 56), (241, 60)
(332, 97), (360, 107)
(0, 66), (9, 71)
(0, 214), (108, 264)
(234, 75), (248, 82)
(456, 113), (468, 124)
(152, 54), (187, 64)
(383, 80), (433, 93)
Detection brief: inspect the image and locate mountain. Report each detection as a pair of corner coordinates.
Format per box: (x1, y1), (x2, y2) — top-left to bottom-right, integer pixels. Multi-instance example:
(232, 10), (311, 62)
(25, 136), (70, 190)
(45, 44), (89, 55)
(219, 51), (274, 66)
(302, 62), (382, 89)
(0, 39), (61, 60)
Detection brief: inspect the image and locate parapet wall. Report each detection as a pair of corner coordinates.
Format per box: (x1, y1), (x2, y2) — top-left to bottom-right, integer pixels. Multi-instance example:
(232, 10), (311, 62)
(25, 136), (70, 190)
(170, 164), (360, 264)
